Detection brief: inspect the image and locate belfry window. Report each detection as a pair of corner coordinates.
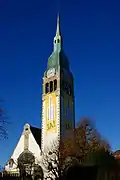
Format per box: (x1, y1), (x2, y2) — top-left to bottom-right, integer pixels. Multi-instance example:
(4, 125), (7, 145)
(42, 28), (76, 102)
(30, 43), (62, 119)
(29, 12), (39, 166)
(62, 80), (72, 96)
(54, 79), (57, 91)
(45, 80), (57, 94)
(45, 83), (49, 94)
(50, 81), (53, 92)
(57, 39), (60, 43)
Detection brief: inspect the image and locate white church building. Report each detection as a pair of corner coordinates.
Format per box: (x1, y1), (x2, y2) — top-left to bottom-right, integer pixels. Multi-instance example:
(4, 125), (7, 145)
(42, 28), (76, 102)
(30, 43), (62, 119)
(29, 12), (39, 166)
(5, 15), (75, 179)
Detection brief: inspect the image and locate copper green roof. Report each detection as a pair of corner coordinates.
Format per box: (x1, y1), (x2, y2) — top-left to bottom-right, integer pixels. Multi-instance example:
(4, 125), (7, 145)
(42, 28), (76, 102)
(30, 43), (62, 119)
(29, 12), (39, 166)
(46, 14), (70, 72)
(47, 50), (69, 71)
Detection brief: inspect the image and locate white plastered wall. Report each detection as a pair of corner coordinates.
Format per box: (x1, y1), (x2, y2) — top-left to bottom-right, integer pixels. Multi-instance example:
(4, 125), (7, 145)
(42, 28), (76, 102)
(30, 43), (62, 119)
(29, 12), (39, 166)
(5, 124), (42, 172)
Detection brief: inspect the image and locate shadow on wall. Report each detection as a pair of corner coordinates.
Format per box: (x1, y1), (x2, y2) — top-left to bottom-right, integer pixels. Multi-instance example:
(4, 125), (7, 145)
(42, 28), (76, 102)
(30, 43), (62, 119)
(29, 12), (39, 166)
(65, 165), (98, 180)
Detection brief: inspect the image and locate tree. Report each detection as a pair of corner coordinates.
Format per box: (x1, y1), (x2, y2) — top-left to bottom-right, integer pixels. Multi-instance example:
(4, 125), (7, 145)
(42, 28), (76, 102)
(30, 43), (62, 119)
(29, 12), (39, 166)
(41, 138), (79, 180)
(74, 118), (111, 162)
(42, 141), (62, 180)
(41, 118), (111, 180)
(84, 148), (115, 166)
(0, 101), (8, 139)
(17, 150), (35, 179)
(60, 129), (75, 158)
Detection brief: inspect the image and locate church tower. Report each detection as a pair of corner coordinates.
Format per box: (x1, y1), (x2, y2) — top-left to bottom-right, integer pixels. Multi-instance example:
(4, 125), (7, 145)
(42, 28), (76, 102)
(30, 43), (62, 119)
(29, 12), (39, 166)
(41, 15), (75, 151)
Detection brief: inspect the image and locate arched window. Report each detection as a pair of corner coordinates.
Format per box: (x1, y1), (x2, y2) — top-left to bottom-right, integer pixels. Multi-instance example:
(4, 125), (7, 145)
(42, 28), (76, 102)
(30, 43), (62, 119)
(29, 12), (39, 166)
(50, 81), (53, 93)
(57, 39), (60, 43)
(54, 79), (57, 91)
(45, 83), (49, 94)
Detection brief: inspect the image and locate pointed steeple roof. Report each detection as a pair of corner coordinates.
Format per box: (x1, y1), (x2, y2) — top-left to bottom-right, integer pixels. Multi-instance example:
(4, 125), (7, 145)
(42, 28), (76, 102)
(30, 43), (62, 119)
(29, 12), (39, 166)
(53, 13), (62, 52)
(56, 13), (61, 36)
(46, 14), (70, 71)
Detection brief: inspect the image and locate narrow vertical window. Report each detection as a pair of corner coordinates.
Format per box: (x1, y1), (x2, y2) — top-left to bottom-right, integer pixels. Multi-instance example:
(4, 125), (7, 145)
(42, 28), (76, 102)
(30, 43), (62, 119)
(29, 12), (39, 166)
(49, 96), (54, 120)
(66, 124), (70, 130)
(45, 83), (49, 94)
(54, 79), (57, 91)
(48, 96), (54, 120)
(50, 81), (53, 93)
(61, 96), (64, 121)
(68, 85), (71, 95)
(62, 80), (65, 91)
(65, 82), (68, 93)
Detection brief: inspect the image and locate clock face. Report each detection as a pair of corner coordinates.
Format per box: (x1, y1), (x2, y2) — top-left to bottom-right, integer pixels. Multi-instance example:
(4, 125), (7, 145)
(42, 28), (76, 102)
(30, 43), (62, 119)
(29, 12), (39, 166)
(47, 68), (55, 78)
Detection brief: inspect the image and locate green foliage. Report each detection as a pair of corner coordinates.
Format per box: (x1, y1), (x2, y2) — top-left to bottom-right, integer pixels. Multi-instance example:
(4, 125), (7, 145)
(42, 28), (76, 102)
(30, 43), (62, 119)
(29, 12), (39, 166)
(84, 149), (116, 166)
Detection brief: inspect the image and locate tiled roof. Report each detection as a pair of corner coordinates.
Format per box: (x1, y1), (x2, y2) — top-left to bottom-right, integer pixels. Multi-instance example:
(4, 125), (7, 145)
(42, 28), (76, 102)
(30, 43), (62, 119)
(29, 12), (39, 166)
(30, 126), (41, 148)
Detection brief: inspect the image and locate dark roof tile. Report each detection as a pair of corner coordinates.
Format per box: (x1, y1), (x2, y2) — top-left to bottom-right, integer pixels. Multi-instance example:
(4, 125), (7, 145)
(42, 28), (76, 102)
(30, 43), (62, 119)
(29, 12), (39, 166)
(30, 126), (41, 148)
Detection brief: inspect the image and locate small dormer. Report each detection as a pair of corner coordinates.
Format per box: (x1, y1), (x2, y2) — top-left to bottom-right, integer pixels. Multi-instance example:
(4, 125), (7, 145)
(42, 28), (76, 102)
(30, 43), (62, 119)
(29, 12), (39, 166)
(8, 158), (14, 169)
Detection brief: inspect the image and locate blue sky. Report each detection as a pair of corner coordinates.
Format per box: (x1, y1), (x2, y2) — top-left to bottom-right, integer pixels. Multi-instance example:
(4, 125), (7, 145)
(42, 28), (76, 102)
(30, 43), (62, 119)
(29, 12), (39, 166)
(0, 0), (120, 166)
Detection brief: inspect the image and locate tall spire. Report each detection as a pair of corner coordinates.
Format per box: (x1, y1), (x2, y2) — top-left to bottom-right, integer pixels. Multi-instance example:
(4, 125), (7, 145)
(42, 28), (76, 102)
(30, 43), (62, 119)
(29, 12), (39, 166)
(54, 13), (62, 52)
(56, 13), (60, 36)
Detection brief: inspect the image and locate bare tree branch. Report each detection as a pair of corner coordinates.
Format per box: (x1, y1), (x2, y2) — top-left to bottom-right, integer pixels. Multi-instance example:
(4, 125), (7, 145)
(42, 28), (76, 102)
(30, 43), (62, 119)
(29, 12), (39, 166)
(0, 101), (9, 139)
(41, 141), (65, 180)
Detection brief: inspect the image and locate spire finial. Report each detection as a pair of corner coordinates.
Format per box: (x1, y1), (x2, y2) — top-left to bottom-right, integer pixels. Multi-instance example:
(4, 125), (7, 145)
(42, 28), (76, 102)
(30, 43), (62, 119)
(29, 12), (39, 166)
(56, 13), (60, 36)
(54, 13), (62, 52)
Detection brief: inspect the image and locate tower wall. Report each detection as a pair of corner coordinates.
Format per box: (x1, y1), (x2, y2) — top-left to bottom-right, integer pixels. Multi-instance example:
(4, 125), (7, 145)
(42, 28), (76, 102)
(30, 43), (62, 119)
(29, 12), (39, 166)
(41, 93), (60, 151)
(41, 15), (75, 152)
(41, 73), (61, 152)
